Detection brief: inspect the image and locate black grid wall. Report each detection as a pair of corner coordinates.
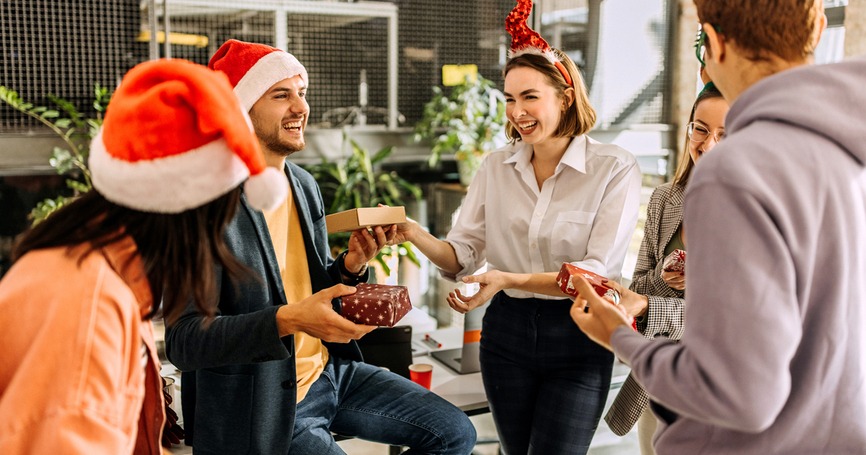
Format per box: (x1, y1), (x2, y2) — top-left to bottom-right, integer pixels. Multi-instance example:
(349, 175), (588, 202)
(0, 0), (139, 130)
(159, 9), (276, 68)
(0, 0), (673, 131)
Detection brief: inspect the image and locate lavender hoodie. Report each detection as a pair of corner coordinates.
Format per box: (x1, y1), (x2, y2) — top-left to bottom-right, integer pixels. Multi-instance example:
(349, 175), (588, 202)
(611, 56), (866, 454)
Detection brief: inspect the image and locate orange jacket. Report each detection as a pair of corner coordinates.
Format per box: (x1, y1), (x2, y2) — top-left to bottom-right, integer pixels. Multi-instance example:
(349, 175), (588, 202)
(0, 236), (164, 454)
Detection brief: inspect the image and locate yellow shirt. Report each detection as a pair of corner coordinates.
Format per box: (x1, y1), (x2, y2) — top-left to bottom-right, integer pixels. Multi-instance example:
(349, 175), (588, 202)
(263, 177), (329, 403)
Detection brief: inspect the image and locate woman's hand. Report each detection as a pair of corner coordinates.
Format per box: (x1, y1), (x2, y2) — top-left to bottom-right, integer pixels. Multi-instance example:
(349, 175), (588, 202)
(661, 270), (685, 291)
(385, 219), (418, 246)
(604, 280), (649, 317)
(446, 270), (513, 314)
(570, 275), (633, 351)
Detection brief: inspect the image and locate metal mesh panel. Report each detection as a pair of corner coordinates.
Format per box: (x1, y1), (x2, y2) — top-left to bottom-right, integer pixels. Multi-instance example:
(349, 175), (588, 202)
(1, 0), (673, 132)
(0, 0), (139, 130)
(162, 8), (276, 66)
(397, 0), (509, 125)
(290, 13), (390, 128)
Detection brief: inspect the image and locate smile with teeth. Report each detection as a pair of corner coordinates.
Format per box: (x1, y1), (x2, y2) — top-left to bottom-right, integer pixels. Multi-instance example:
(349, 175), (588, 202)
(283, 116), (304, 131)
(517, 120), (537, 131)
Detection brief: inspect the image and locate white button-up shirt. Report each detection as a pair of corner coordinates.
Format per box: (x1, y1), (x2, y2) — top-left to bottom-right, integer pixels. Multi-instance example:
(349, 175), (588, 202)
(444, 135), (642, 299)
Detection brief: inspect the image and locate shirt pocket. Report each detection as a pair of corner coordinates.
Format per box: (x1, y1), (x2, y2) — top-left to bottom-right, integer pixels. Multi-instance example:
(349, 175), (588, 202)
(550, 211), (596, 262)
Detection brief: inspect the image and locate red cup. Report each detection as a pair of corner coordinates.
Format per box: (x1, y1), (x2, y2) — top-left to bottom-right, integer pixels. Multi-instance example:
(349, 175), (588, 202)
(409, 363), (433, 390)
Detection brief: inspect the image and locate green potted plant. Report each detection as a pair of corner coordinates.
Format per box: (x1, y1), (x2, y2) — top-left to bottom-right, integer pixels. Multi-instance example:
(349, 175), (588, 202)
(414, 75), (506, 186)
(304, 139), (422, 277)
(0, 84), (110, 224)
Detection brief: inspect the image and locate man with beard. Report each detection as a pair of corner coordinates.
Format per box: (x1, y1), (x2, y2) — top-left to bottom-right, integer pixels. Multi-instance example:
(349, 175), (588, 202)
(165, 40), (476, 455)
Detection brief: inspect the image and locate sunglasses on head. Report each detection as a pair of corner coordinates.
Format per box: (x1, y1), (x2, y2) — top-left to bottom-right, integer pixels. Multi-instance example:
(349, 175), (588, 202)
(695, 24), (723, 67)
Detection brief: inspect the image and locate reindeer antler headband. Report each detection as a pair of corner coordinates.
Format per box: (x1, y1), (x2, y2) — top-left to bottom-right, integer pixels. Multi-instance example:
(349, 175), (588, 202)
(506, 0), (573, 86)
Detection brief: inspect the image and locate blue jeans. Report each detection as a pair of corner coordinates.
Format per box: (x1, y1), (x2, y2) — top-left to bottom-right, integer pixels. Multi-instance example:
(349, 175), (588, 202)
(480, 292), (614, 455)
(290, 356), (477, 455)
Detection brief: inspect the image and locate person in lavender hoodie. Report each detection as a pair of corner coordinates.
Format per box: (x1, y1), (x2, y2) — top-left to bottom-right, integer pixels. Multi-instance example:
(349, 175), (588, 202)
(569, 0), (866, 453)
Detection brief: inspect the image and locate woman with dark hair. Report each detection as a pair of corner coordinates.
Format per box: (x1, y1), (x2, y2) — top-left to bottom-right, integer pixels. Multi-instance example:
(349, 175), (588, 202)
(602, 82), (728, 454)
(388, 1), (642, 452)
(0, 59), (287, 454)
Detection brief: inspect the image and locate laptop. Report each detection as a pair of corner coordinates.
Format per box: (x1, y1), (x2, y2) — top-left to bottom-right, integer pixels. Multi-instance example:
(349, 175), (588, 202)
(431, 300), (490, 374)
(356, 325), (413, 379)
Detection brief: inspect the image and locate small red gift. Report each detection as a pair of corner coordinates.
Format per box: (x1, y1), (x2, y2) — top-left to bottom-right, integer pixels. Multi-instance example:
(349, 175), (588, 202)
(341, 283), (412, 327)
(662, 249), (686, 273)
(556, 263), (621, 305)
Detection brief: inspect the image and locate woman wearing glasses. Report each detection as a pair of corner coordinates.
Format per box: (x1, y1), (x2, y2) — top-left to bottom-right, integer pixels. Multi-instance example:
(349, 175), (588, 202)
(602, 82), (728, 454)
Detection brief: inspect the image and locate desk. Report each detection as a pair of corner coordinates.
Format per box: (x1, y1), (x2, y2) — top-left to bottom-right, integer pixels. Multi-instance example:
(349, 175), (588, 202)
(412, 327), (489, 415)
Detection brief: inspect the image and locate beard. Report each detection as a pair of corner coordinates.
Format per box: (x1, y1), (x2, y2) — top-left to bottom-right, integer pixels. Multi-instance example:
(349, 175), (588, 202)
(251, 113), (306, 157)
(260, 129), (305, 157)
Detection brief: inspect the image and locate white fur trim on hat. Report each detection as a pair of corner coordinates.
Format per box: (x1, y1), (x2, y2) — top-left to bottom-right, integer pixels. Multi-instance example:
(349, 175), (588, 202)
(508, 47), (559, 65)
(234, 52), (308, 111)
(244, 166), (289, 212)
(90, 130), (249, 213)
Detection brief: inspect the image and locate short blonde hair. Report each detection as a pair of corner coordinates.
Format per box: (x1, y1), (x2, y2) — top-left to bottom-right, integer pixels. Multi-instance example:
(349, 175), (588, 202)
(503, 49), (596, 141)
(695, 0), (823, 62)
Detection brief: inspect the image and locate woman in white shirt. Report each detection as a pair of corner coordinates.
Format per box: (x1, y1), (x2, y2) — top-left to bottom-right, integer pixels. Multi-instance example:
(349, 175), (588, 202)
(390, 45), (641, 453)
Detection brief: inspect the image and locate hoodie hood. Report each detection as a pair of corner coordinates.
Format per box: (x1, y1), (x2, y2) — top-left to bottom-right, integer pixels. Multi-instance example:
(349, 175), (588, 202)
(725, 54), (866, 165)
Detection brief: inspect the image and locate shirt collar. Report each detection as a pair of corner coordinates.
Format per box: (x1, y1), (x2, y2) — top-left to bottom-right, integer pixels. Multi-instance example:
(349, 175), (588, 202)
(101, 235), (154, 319)
(557, 135), (587, 174)
(503, 141), (533, 172)
(503, 136), (588, 174)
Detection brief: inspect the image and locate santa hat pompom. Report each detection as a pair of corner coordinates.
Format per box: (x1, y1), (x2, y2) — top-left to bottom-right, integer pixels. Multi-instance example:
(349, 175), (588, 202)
(245, 166), (289, 212)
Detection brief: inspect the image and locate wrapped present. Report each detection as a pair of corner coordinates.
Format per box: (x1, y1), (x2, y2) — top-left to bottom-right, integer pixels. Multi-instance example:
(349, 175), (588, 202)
(556, 263), (621, 305)
(341, 283), (412, 327)
(662, 249), (687, 273)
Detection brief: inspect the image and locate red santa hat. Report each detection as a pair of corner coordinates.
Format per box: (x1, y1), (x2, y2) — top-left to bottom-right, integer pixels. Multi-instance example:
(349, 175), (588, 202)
(89, 59), (288, 213)
(506, 0), (573, 86)
(208, 39), (309, 111)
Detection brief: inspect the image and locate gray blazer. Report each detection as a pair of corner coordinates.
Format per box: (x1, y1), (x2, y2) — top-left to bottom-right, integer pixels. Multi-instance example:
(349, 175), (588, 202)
(605, 181), (686, 436)
(165, 162), (365, 454)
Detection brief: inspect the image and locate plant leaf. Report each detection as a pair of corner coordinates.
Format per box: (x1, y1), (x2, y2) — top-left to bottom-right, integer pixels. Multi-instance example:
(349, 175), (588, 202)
(49, 147), (76, 174)
(371, 146), (393, 164)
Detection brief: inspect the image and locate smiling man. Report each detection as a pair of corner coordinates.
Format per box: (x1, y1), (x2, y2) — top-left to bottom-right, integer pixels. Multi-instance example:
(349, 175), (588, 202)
(165, 40), (476, 455)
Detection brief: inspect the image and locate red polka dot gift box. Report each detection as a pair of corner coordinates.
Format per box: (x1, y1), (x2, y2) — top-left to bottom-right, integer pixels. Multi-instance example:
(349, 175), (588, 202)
(341, 283), (412, 327)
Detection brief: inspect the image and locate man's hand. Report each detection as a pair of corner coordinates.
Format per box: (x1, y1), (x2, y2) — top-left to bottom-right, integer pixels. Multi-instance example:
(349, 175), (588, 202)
(446, 270), (514, 314)
(604, 280), (649, 317)
(276, 284), (377, 342)
(570, 275), (632, 351)
(343, 225), (396, 274)
(662, 270), (685, 291)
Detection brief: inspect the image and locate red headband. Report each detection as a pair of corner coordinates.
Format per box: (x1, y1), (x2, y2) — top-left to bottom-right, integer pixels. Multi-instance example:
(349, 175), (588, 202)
(505, 0), (573, 86)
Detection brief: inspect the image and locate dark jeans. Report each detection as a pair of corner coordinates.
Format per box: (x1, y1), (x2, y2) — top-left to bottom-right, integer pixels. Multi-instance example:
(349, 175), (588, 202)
(480, 292), (614, 455)
(291, 356), (477, 455)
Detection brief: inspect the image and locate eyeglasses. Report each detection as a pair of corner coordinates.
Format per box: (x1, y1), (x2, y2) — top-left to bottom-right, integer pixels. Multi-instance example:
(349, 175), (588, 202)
(687, 122), (724, 143)
(694, 24), (722, 66)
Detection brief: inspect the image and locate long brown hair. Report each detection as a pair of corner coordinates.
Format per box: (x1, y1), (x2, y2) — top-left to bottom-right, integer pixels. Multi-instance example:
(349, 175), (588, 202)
(503, 49), (597, 142)
(672, 83), (724, 188)
(13, 188), (249, 325)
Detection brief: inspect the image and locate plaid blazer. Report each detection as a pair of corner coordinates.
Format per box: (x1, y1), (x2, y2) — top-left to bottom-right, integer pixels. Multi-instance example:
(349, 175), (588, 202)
(605, 181), (686, 436)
